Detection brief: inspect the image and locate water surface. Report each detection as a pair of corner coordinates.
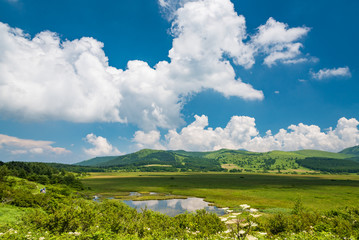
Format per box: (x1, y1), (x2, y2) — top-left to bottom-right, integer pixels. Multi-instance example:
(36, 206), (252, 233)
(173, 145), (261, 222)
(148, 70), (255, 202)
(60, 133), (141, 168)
(123, 197), (225, 217)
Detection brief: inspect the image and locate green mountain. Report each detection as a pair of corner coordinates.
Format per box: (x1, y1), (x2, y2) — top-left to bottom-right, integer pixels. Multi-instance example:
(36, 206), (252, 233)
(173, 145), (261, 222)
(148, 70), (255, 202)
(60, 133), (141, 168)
(74, 146), (359, 173)
(75, 156), (118, 166)
(292, 149), (351, 159)
(76, 149), (304, 172)
(79, 149), (223, 172)
(339, 145), (359, 156)
(200, 149), (305, 171)
(296, 157), (359, 173)
(98, 149), (177, 167)
(170, 150), (209, 158)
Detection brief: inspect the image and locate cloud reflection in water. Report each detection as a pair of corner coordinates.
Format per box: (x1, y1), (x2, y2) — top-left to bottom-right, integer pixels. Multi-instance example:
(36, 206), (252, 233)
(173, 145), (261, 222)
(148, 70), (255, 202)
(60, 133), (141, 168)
(123, 197), (225, 217)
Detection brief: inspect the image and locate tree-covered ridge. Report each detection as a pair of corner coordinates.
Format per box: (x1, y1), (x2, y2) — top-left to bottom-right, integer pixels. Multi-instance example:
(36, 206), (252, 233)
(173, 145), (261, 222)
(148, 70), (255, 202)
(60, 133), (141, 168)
(74, 156), (118, 166)
(296, 157), (359, 173)
(339, 145), (359, 156)
(73, 147), (359, 173)
(88, 149), (223, 172)
(0, 161), (84, 189)
(293, 149), (352, 159)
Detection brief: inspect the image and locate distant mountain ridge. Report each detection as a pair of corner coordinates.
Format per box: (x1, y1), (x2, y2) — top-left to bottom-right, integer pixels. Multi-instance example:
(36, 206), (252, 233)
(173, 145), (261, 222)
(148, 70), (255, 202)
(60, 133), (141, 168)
(74, 156), (117, 166)
(291, 149), (350, 159)
(74, 146), (359, 173)
(339, 145), (359, 156)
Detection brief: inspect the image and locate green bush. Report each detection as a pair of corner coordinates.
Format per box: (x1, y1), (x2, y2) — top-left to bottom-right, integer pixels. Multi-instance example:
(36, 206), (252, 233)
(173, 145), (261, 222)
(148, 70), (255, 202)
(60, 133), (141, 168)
(261, 203), (359, 239)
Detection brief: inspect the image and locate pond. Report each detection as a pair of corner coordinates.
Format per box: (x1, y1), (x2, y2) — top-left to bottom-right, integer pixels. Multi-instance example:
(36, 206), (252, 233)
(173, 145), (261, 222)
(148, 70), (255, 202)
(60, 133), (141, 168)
(123, 197), (226, 217)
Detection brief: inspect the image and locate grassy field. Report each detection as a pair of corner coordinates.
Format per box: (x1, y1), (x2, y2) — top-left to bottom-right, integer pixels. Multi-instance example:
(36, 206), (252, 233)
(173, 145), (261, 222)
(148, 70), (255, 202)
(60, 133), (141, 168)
(221, 163), (240, 170)
(0, 205), (31, 225)
(82, 172), (359, 212)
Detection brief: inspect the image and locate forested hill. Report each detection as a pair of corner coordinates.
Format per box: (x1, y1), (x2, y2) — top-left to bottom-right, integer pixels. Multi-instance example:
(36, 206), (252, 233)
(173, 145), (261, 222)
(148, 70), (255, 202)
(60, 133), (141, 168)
(76, 149), (223, 172)
(74, 156), (117, 166)
(73, 147), (359, 173)
(339, 145), (359, 156)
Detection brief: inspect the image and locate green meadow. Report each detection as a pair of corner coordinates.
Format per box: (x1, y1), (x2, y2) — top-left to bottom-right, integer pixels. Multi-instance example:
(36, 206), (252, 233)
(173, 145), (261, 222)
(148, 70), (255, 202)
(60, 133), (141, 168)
(1, 162), (359, 239)
(82, 172), (359, 211)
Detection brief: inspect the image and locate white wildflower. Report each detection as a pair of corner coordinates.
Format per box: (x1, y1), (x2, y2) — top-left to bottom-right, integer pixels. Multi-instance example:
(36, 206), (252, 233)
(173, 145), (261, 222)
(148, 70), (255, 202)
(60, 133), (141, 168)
(39, 237), (45, 240)
(220, 217), (228, 222)
(232, 212), (241, 216)
(249, 208), (258, 212)
(251, 214), (262, 218)
(240, 204), (250, 209)
(223, 229), (232, 233)
(225, 219), (239, 224)
(238, 230), (246, 235)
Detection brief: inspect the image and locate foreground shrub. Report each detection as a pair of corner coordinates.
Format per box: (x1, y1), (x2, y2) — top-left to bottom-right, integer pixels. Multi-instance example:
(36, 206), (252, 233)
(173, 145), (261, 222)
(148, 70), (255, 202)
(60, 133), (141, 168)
(22, 198), (225, 239)
(261, 205), (359, 239)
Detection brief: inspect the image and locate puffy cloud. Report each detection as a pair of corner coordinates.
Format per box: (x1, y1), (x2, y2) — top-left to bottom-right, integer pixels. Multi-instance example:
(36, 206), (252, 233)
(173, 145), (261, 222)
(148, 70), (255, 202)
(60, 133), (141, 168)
(0, 0), (312, 130)
(253, 17), (309, 45)
(29, 148), (44, 154)
(251, 17), (310, 67)
(158, 0), (194, 20)
(169, 0), (256, 69)
(84, 133), (122, 156)
(133, 130), (165, 150)
(133, 115), (359, 152)
(0, 24), (124, 123)
(311, 66), (351, 80)
(0, 134), (70, 155)
(164, 115), (259, 151)
(11, 150), (27, 155)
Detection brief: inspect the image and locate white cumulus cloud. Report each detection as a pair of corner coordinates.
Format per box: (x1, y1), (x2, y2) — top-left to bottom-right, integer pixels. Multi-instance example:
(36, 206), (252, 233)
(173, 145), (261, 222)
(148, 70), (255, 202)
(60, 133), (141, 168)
(84, 133), (122, 157)
(251, 17), (310, 67)
(133, 115), (359, 152)
(0, 0), (312, 130)
(158, 0), (194, 20)
(0, 134), (70, 155)
(0, 24), (124, 123)
(133, 130), (165, 150)
(311, 66), (351, 80)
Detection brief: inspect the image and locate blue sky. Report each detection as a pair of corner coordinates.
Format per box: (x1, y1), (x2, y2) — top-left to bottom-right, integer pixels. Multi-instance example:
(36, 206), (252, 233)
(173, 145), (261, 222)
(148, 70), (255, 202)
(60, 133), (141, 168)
(0, 0), (358, 163)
